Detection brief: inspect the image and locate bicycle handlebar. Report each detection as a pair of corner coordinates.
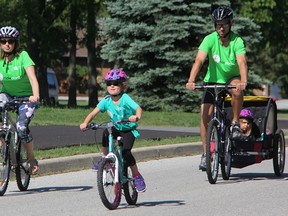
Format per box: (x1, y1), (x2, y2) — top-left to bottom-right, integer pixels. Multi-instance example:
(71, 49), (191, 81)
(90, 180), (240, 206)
(193, 85), (236, 90)
(87, 119), (130, 130)
(0, 98), (30, 111)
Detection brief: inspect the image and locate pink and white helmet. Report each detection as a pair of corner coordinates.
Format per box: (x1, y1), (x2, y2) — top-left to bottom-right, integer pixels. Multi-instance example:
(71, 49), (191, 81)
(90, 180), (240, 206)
(239, 109), (254, 120)
(0, 26), (20, 39)
(105, 69), (128, 82)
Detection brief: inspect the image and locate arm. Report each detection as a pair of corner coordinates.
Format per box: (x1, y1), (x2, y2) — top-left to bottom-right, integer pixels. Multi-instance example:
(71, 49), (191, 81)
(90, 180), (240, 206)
(26, 65), (40, 102)
(129, 106), (142, 122)
(186, 50), (207, 90)
(80, 107), (101, 130)
(236, 53), (248, 91)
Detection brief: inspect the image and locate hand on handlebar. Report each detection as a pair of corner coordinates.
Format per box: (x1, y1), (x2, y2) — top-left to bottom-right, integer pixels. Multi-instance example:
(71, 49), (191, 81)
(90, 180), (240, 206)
(29, 96), (39, 103)
(186, 82), (196, 90)
(80, 123), (88, 131)
(235, 82), (247, 91)
(129, 115), (139, 122)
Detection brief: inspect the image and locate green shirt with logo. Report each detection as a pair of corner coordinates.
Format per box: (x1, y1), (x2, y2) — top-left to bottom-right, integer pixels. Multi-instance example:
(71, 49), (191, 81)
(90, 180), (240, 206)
(0, 51), (35, 97)
(199, 31), (246, 83)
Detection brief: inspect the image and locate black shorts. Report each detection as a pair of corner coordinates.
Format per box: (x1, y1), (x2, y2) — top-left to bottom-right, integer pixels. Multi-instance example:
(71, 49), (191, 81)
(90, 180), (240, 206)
(201, 77), (240, 104)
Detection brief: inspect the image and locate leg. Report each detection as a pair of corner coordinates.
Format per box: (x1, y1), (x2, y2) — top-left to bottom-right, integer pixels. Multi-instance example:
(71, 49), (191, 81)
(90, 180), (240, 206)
(17, 102), (38, 174)
(200, 103), (214, 152)
(23, 141), (39, 174)
(199, 103), (213, 171)
(121, 131), (146, 192)
(229, 79), (244, 123)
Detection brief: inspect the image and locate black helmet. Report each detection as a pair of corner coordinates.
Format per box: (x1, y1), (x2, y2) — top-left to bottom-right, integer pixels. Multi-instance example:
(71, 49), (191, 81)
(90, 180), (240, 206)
(212, 6), (233, 21)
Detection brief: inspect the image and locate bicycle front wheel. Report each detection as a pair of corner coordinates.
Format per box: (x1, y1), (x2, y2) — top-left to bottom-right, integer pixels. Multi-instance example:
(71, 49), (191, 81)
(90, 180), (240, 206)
(221, 126), (232, 180)
(123, 165), (138, 205)
(206, 120), (220, 184)
(97, 158), (121, 210)
(0, 132), (10, 196)
(15, 140), (30, 191)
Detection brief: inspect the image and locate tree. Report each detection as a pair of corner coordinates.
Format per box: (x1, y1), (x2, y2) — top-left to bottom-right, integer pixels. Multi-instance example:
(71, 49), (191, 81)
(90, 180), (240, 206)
(101, 0), (263, 111)
(86, 0), (99, 107)
(67, 0), (79, 108)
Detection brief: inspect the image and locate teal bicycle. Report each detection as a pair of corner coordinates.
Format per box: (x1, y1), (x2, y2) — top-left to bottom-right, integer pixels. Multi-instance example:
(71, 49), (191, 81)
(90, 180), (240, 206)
(87, 120), (138, 210)
(0, 99), (31, 196)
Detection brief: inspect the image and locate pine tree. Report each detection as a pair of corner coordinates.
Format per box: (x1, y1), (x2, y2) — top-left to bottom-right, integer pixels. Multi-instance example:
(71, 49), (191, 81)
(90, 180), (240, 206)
(101, 0), (262, 111)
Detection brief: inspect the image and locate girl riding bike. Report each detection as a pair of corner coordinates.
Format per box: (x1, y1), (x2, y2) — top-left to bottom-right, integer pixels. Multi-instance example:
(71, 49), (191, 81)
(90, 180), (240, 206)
(80, 69), (146, 192)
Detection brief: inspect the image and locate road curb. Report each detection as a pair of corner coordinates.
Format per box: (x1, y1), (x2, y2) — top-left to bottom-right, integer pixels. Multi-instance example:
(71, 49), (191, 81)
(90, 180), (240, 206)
(37, 142), (203, 175)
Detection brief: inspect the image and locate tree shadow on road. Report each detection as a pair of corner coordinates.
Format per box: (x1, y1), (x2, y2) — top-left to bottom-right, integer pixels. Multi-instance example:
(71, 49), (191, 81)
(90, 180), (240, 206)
(216, 172), (288, 185)
(7, 185), (93, 196)
(117, 200), (185, 209)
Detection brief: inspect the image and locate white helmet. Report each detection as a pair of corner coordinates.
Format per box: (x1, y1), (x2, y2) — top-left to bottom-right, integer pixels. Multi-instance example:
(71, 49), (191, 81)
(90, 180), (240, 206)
(0, 26), (20, 39)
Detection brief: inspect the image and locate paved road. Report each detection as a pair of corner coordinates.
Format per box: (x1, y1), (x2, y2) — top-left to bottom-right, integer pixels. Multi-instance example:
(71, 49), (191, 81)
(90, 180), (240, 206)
(31, 125), (199, 150)
(32, 119), (287, 150)
(3, 154), (288, 216)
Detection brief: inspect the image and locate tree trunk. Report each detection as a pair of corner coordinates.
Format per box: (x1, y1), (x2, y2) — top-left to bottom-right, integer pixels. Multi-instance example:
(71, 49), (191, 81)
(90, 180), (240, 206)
(67, 0), (78, 108)
(86, 0), (99, 107)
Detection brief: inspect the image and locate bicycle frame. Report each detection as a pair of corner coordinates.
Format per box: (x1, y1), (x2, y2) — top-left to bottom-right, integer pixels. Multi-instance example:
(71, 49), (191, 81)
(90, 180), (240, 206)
(1, 106), (18, 166)
(88, 120), (138, 209)
(89, 120), (130, 184)
(0, 98), (31, 196)
(194, 85), (236, 184)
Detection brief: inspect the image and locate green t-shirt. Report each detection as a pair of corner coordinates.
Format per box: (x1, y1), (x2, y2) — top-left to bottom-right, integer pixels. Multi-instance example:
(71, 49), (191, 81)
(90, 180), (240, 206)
(97, 93), (140, 132)
(199, 31), (246, 83)
(0, 51), (35, 96)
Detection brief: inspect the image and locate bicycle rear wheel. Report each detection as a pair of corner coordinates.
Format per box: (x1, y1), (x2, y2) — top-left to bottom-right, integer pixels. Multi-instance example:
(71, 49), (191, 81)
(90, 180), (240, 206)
(273, 129), (285, 176)
(97, 158), (121, 210)
(123, 165), (138, 205)
(206, 120), (220, 184)
(0, 132), (10, 196)
(221, 126), (232, 180)
(15, 140), (30, 191)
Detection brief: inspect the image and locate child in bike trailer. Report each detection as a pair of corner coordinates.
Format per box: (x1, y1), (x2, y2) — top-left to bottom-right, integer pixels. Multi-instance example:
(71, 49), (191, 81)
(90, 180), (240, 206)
(0, 26), (39, 175)
(230, 108), (261, 142)
(80, 69), (146, 192)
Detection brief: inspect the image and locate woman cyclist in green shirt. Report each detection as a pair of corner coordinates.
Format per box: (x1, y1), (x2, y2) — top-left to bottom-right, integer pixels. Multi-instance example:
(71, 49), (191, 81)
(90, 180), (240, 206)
(0, 26), (39, 175)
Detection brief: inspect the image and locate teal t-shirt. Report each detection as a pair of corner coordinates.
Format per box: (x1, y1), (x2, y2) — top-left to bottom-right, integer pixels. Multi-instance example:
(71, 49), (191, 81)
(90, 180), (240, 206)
(97, 93), (140, 134)
(199, 31), (246, 83)
(0, 51), (35, 96)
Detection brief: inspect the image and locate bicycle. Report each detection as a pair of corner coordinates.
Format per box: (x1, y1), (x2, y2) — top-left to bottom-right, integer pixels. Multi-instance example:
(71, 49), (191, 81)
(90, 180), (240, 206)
(0, 98), (31, 196)
(86, 120), (138, 210)
(194, 85), (236, 184)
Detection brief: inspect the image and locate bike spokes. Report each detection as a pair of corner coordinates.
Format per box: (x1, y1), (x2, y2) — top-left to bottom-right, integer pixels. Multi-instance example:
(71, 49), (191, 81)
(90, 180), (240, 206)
(97, 158), (121, 210)
(206, 121), (219, 184)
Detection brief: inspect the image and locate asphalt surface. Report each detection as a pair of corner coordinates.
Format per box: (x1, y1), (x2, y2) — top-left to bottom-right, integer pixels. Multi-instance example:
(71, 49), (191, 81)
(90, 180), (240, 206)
(33, 118), (288, 175)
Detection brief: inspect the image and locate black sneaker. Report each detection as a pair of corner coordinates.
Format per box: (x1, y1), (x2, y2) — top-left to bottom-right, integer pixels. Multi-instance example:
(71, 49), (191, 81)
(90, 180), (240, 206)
(199, 154), (206, 171)
(230, 122), (242, 140)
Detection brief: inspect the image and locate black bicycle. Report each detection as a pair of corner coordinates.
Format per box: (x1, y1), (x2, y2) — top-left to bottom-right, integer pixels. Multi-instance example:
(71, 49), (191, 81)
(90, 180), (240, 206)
(86, 120), (138, 210)
(194, 85), (236, 184)
(0, 99), (31, 196)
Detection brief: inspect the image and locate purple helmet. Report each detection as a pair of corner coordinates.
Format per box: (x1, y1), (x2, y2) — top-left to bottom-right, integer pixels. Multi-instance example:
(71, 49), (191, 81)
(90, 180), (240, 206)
(105, 69), (128, 82)
(239, 109), (254, 120)
(0, 26), (20, 39)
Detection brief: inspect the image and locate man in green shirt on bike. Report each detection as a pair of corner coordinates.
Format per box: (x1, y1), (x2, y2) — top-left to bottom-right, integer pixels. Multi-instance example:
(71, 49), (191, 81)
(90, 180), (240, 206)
(186, 6), (248, 171)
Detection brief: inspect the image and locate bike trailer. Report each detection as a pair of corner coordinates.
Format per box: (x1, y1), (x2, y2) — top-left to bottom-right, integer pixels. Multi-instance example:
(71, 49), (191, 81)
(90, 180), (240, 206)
(224, 96), (278, 168)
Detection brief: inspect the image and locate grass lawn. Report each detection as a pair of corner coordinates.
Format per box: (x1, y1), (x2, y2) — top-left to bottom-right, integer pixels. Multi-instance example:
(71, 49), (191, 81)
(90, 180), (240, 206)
(32, 105), (288, 160)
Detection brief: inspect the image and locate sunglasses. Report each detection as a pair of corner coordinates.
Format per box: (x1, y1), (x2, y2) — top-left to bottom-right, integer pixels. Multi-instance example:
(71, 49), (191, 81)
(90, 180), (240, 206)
(106, 81), (120, 86)
(0, 39), (16, 45)
(215, 23), (230, 29)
